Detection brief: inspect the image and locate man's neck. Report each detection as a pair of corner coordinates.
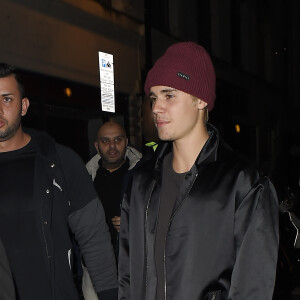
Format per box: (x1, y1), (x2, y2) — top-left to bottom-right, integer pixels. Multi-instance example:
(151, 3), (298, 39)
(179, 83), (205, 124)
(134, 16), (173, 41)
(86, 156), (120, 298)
(172, 128), (209, 173)
(0, 128), (31, 153)
(103, 159), (126, 173)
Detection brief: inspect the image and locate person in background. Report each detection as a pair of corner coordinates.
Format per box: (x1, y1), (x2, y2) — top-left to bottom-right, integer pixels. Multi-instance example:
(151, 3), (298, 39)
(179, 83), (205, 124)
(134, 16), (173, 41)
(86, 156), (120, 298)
(141, 95), (160, 156)
(118, 42), (279, 300)
(0, 238), (16, 300)
(0, 63), (118, 300)
(83, 120), (142, 300)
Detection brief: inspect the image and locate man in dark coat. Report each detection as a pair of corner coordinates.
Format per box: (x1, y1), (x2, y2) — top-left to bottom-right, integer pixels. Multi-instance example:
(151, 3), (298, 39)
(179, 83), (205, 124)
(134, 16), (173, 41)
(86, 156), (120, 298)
(83, 120), (142, 300)
(0, 63), (118, 300)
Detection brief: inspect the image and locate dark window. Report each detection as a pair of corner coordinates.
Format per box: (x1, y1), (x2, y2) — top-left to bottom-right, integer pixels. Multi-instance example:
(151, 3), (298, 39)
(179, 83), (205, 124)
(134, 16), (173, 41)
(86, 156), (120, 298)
(92, 0), (112, 8)
(20, 70), (129, 162)
(149, 0), (170, 34)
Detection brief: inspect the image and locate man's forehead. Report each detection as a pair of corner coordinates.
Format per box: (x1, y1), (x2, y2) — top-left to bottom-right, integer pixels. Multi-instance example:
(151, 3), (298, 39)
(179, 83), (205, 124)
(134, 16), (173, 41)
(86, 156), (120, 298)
(98, 133), (126, 139)
(0, 75), (19, 92)
(98, 125), (126, 138)
(149, 86), (178, 96)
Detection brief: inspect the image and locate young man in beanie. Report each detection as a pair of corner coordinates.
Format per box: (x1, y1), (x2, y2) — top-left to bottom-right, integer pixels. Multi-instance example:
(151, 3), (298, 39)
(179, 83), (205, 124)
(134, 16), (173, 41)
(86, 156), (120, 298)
(118, 42), (279, 300)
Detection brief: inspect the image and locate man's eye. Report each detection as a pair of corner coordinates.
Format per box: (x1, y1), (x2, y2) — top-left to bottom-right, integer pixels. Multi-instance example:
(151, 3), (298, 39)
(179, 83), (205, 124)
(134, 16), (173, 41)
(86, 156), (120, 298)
(150, 98), (156, 107)
(166, 94), (174, 99)
(3, 97), (12, 103)
(101, 139), (109, 144)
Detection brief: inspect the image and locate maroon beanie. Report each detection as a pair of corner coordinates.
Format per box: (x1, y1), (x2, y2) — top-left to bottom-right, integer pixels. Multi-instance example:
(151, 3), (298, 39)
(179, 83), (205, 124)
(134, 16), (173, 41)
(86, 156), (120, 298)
(144, 42), (216, 111)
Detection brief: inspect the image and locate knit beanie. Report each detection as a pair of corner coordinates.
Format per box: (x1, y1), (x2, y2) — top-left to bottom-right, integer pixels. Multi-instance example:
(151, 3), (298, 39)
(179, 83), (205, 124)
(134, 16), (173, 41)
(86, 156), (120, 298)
(144, 42), (216, 111)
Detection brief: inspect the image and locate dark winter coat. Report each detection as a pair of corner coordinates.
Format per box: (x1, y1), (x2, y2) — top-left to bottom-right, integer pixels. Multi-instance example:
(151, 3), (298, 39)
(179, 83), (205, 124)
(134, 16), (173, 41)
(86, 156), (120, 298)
(23, 129), (118, 300)
(118, 124), (279, 300)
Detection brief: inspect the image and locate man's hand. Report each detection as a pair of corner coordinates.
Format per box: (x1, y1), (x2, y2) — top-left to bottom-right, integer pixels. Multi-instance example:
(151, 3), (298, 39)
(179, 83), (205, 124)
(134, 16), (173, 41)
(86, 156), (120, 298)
(111, 216), (121, 232)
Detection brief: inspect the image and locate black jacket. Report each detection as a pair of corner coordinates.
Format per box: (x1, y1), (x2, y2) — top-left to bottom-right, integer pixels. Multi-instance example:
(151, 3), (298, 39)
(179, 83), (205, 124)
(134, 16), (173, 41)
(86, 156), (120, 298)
(0, 239), (16, 300)
(22, 129), (118, 300)
(118, 124), (279, 300)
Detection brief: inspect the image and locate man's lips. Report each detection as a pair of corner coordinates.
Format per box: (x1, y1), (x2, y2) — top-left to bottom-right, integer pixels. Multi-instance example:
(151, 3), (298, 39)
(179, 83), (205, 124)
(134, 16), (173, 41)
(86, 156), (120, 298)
(107, 151), (119, 157)
(155, 120), (169, 127)
(0, 119), (6, 128)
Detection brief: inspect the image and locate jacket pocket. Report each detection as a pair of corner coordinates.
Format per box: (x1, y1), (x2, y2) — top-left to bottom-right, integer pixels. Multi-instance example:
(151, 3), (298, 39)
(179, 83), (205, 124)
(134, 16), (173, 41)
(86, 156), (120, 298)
(204, 290), (221, 300)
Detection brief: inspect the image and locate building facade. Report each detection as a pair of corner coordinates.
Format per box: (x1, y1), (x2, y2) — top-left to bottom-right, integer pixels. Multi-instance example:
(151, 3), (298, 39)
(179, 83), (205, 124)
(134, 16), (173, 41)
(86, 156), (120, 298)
(1, 0), (298, 173)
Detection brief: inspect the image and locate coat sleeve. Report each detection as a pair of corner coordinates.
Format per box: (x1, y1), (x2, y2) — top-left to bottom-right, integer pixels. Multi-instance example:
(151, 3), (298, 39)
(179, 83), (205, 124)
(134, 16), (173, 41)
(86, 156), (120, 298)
(0, 239), (16, 300)
(118, 191), (131, 300)
(57, 145), (118, 299)
(229, 176), (279, 300)
(68, 198), (118, 299)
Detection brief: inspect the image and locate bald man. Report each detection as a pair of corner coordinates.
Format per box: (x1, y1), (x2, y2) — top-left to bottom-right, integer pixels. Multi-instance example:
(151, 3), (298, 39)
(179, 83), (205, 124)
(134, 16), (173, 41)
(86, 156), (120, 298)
(83, 120), (142, 300)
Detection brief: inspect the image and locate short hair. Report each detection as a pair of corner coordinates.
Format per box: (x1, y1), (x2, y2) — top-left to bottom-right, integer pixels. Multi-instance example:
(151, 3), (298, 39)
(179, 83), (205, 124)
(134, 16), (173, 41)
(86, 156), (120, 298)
(0, 63), (25, 98)
(192, 96), (209, 123)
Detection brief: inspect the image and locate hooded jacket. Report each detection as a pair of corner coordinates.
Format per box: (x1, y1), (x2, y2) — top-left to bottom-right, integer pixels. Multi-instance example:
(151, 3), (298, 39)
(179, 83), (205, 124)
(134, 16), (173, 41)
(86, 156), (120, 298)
(118, 124), (279, 300)
(83, 146), (142, 300)
(18, 129), (118, 300)
(86, 146), (142, 180)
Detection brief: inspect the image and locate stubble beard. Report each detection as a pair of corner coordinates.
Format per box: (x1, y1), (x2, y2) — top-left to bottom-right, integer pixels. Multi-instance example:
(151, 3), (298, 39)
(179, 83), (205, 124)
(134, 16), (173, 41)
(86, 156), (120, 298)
(157, 128), (173, 142)
(100, 148), (126, 170)
(0, 115), (22, 142)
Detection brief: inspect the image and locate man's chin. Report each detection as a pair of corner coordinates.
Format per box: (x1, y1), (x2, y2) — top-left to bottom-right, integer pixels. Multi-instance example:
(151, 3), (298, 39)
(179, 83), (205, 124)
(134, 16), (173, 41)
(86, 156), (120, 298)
(107, 159), (119, 164)
(0, 131), (14, 142)
(107, 155), (120, 161)
(104, 157), (122, 165)
(158, 134), (172, 142)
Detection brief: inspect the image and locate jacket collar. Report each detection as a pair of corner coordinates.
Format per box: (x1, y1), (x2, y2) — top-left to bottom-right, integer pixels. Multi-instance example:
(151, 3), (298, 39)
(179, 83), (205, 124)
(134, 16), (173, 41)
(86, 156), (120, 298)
(86, 146), (142, 181)
(194, 123), (219, 166)
(23, 128), (56, 161)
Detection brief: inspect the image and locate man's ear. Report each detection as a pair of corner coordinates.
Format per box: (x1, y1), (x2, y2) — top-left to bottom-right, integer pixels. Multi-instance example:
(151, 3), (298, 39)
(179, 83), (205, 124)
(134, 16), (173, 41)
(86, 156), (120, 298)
(197, 99), (208, 110)
(125, 138), (128, 147)
(94, 141), (99, 153)
(21, 98), (30, 116)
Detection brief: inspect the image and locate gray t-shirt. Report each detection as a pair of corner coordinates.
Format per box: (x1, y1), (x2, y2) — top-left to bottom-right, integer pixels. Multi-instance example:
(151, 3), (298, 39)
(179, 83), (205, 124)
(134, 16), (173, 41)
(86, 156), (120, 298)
(154, 152), (189, 300)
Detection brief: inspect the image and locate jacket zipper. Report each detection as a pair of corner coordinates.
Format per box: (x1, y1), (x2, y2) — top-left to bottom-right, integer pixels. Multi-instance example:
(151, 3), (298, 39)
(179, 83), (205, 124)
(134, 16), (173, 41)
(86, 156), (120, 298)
(145, 181), (156, 300)
(41, 187), (51, 259)
(163, 173), (198, 300)
(210, 291), (220, 300)
(41, 212), (50, 258)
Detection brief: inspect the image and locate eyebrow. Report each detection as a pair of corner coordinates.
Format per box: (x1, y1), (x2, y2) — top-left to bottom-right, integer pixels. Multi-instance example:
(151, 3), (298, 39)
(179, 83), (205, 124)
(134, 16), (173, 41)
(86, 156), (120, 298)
(149, 88), (177, 97)
(1, 92), (14, 96)
(99, 135), (125, 139)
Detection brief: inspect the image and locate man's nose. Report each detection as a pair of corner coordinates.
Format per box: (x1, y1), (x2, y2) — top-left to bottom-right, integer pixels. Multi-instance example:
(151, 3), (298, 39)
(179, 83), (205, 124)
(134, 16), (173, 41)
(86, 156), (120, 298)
(152, 98), (164, 115)
(109, 141), (116, 148)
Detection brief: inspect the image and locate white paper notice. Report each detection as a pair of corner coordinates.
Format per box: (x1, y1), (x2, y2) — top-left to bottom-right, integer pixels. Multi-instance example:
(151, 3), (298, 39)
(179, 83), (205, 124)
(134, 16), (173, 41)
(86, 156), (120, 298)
(98, 51), (115, 112)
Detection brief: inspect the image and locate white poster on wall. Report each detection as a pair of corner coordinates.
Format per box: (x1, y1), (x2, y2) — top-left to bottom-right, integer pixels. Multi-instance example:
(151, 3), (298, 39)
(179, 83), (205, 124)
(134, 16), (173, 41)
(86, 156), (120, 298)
(98, 51), (115, 112)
